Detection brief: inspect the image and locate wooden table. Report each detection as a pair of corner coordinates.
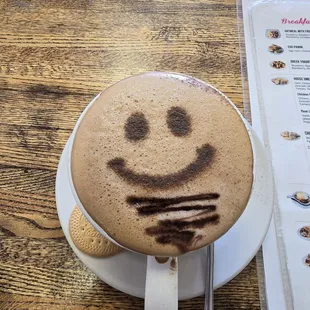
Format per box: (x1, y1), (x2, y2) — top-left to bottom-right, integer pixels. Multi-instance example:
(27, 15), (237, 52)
(0, 0), (261, 309)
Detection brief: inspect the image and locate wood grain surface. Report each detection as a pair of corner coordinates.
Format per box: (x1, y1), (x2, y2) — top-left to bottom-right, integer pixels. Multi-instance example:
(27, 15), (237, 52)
(0, 0), (261, 309)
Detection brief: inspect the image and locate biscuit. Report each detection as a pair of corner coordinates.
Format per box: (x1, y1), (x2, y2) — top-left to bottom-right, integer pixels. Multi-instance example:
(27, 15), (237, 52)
(69, 206), (121, 257)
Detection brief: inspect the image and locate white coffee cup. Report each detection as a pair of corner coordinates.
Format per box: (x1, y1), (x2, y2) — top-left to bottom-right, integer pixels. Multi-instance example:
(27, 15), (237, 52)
(67, 75), (256, 310)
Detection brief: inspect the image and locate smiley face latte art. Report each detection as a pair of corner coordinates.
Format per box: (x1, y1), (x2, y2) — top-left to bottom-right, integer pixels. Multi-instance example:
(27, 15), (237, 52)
(71, 72), (253, 256)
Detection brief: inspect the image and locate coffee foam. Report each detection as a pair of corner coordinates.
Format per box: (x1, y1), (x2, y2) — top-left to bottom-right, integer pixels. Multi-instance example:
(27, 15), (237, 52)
(71, 72), (253, 256)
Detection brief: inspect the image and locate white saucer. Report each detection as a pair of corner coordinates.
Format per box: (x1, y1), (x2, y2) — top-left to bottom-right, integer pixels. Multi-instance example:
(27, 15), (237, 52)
(56, 129), (273, 300)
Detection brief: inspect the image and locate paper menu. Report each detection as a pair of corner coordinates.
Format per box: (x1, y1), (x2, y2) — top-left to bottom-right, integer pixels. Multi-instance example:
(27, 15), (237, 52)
(247, 2), (310, 309)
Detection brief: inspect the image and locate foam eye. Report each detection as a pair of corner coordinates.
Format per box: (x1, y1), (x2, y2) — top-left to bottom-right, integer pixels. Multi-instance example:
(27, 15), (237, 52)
(125, 112), (149, 141)
(167, 107), (191, 137)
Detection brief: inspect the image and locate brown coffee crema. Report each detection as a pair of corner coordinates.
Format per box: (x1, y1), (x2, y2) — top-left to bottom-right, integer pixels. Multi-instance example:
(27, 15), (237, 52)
(71, 72), (253, 256)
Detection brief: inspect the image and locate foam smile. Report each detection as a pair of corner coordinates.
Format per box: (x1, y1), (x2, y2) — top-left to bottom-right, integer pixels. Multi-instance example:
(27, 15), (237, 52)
(107, 143), (215, 189)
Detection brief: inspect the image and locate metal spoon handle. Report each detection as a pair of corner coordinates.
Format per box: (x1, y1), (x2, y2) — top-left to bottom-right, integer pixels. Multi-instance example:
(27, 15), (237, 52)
(204, 243), (214, 310)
